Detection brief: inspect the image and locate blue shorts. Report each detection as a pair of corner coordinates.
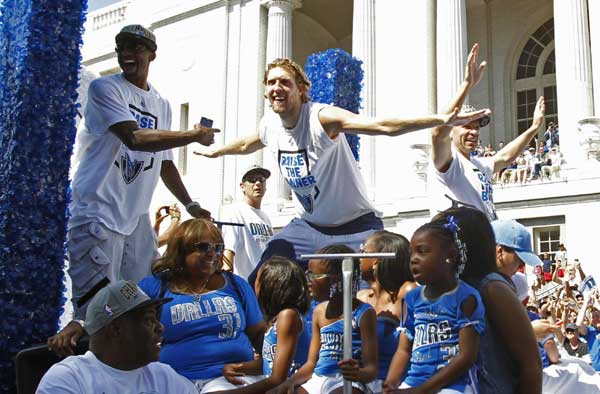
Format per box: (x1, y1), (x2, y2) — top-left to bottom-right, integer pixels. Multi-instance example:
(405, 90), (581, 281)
(248, 212), (383, 287)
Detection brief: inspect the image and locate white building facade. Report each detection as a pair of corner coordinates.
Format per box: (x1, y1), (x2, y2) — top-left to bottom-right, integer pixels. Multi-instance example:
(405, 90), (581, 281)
(81, 0), (600, 278)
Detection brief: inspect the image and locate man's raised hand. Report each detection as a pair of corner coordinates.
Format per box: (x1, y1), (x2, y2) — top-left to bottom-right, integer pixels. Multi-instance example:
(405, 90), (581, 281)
(465, 43), (487, 88)
(193, 122), (220, 146)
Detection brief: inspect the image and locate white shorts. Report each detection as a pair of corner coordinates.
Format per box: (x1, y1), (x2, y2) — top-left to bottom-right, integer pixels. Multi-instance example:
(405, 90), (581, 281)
(67, 214), (158, 319)
(196, 375), (264, 393)
(399, 382), (474, 393)
(301, 373), (372, 394)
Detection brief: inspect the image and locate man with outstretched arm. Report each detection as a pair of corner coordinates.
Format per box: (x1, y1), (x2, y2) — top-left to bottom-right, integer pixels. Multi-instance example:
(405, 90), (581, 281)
(196, 58), (489, 286)
(428, 43), (545, 220)
(49, 25), (219, 350)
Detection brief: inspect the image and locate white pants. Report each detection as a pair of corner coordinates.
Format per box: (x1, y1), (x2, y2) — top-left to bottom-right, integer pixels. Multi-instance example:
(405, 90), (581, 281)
(301, 374), (372, 394)
(399, 382), (474, 394)
(542, 356), (600, 394)
(67, 214), (158, 319)
(196, 376), (264, 393)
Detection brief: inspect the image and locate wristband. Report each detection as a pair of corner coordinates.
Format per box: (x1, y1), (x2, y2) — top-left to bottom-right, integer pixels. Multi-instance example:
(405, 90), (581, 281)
(185, 201), (201, 213)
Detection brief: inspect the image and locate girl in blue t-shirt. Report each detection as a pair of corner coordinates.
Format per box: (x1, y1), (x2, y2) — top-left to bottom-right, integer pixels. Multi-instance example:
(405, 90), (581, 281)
(357, 230), (417, 392)
(270, 244), (378, 394)
(383, 216), (485, 394)
(216, 256), (312, 393)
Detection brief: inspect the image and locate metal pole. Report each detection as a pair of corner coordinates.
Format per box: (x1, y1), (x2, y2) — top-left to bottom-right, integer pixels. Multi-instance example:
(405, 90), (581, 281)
(342, 257), (354, 394)
(301, 252), (394, 393)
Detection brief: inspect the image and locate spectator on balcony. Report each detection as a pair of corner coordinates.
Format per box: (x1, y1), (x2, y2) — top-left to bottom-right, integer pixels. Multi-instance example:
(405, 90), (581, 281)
(541, 146), (563, 181)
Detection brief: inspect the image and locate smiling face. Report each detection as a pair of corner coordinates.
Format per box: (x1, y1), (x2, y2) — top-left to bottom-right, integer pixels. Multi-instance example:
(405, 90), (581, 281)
(116, 37), (155, 87)
(118, 305), (164, 366)
(452, 121), (481, 158)
(265, 66), (305, 122)
(183, 234), (222, 279)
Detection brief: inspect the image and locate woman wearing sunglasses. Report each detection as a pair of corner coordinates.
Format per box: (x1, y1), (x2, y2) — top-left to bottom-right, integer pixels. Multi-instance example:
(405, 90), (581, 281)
(138, 219), (266, 393)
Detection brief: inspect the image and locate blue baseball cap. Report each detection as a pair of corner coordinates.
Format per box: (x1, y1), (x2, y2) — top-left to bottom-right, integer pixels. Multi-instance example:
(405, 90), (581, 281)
(491, 220), (542, 267)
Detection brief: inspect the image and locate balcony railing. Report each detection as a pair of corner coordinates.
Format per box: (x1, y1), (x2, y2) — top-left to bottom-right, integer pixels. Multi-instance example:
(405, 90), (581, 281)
(90, 1), (130, 31)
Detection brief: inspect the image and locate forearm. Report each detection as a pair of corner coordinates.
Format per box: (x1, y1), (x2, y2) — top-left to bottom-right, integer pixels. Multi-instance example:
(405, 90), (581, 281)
(421, 352), (477, 393)
(384, 349), (410, 386)
(238, 359), (263, 375)
(355, 364), (377, 383)
(213, 135), (263, 157)
(289, 363), (314, 386)
(160, 162), (192, 205)
(544, 340), (560, 364)
(494, 125), (541, 172)
(157, 218), (180, 247)
(127, 129), (199, 152)
(375, 115), (450, 137)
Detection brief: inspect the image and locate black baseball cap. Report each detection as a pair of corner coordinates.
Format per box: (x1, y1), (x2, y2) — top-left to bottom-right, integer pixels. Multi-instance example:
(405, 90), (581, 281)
(115, 24), (157, 51)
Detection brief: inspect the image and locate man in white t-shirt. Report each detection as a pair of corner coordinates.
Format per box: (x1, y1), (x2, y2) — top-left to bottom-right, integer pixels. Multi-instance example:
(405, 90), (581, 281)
(196, 57), (488, 286)
(66, 25), (219, 323)
(221, 165), (274, 279)
(38, 280), (197, 394)
(428, 43), (546, 221)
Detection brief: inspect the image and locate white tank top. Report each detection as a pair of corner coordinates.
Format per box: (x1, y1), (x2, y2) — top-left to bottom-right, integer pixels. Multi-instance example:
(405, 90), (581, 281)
(259, 102), (378, 226)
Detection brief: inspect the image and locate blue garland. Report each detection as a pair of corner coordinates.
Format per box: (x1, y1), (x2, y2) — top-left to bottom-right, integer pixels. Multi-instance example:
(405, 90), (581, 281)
(0, 0), (86, 391)
(304, 48), (363, 161)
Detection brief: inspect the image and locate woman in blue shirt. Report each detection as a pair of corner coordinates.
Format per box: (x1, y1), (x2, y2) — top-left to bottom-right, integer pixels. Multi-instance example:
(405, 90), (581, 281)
(138, 219), (266, 393)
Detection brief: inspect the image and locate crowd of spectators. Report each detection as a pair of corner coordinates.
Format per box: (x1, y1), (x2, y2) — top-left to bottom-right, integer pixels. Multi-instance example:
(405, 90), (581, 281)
(472, 122), (564, 185)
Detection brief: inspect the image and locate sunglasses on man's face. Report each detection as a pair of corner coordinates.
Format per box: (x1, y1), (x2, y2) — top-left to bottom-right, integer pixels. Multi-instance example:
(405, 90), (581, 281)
(115, 41), (149, 54)
(244, 175), (267, 184)
(194, 242), (225, 255)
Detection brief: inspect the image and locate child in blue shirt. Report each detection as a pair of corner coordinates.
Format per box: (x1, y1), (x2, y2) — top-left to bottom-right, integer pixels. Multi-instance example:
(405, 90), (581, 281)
(384, 216), (485, 393)
(216, 256), (312, 393)
(271, 244), (378, 394)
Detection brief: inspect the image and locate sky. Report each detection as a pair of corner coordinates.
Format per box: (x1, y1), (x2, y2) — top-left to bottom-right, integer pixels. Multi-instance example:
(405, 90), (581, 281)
(88, 0), (121, 12)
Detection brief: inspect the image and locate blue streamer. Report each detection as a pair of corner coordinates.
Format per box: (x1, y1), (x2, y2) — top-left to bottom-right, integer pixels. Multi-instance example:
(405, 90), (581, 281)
(304, 48), (363, 161)
(0, 0), (87, 391)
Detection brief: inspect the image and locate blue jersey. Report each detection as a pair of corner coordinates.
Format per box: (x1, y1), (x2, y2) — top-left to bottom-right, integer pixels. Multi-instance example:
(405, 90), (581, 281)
(585, 326), (600, 371)
(403, 281), (485, 392)
(262, 310), (311, 377)
(138, 273), (264, 380)
(377, 316), (401, 380)
(314, 302), (373, 376)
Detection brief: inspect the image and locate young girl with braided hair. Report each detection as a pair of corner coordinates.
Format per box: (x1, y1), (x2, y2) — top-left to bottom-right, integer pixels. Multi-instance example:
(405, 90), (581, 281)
(383, 215), (485, 393)
(268, 244), (378, 394)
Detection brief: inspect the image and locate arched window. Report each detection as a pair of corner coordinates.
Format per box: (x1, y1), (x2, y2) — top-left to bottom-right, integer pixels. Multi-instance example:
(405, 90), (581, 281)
(515, 18), (557, 136)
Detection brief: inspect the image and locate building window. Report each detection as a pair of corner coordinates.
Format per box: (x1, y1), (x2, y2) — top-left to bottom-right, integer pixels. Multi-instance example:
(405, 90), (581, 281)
(178, 103), (189, 175)
(516, 89), (537, 134)
(543, 85), (558, 126)
(514, 18), (557, 136)
(536, 226), (560, 259)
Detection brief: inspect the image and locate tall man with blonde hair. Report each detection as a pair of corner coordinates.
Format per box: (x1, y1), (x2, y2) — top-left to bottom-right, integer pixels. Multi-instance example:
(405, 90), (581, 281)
(197, 57), (489, 286)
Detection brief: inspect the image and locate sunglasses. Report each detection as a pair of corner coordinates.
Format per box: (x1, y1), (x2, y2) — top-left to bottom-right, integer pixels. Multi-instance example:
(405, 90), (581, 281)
(305, 270), (335, 282)
(244, 175), (267, 184)
(115, 41), (149, 53)
(565, 329), (576, 334)
(194, 242), (225, 255)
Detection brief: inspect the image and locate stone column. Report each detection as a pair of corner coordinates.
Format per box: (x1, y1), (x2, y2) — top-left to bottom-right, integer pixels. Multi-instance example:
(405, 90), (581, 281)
(409, 0), (437, 189)
(353, 0), (377, 199)
(262, 0), (301, 200)
(588, 0), (600, 116)
(553, 0), (594, 166)
(436, 0), (467, 108)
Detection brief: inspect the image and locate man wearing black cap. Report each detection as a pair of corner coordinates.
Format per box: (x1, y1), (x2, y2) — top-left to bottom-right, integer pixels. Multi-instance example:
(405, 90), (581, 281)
(67, 24), (219, 323)
(428, 43), (546, 221)
(221, 165), (273, 279)
(38, 281), (197, 393)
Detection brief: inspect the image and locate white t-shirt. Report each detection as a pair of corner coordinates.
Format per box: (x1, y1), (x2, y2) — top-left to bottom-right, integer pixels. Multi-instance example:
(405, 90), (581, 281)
(259, 102), (378, 226)
(36, 351), (197, 394)
(221, 202), (273, 279)
(69, 73), (173, 235)
(428, 146), (497, 221)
